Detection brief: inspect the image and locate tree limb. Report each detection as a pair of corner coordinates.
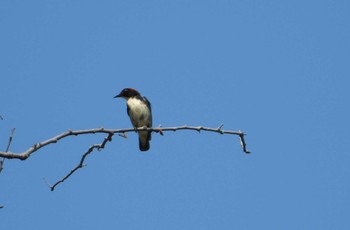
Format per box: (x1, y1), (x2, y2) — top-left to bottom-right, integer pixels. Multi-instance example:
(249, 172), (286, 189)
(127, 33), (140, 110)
(0, 125), (249, 160)
(0, 125), (249, 191)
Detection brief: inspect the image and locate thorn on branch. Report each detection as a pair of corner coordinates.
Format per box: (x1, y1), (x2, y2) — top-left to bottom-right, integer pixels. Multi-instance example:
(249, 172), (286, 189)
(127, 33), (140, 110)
(118, 132), (127, 138)
(196, 126), (203, 133)
(217, 124), (224, 134)
(154, 125), (164, 135)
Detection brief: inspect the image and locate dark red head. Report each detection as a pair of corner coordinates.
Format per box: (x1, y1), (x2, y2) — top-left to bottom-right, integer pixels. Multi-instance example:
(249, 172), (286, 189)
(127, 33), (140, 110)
(114, 88), (141, 99)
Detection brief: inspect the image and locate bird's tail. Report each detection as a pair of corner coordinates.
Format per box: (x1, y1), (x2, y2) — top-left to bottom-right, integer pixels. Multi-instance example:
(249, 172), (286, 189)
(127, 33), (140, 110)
(139, 131), (151, 151)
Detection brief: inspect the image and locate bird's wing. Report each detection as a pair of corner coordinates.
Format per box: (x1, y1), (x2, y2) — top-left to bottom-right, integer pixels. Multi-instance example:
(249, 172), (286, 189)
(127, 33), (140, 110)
(143, 96), (152, 112)
(127, 104), (131, 116)
(143, 96), (152, 127)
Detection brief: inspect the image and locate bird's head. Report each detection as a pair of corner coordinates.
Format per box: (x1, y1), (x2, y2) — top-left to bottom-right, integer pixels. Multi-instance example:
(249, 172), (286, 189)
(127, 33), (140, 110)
(114, 88), (141, 100)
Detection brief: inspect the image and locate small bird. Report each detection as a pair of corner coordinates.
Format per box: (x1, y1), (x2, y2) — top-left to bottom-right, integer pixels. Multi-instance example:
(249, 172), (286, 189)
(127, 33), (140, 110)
(114, 88), (152, 151)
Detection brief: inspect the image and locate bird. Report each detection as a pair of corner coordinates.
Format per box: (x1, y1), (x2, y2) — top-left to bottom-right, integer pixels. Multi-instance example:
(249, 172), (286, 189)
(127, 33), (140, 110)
(114, 88), (152, 151)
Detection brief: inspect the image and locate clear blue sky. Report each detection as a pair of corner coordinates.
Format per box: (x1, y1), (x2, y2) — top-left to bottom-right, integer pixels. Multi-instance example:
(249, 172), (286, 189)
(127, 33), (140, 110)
(1, 0), (349, 229)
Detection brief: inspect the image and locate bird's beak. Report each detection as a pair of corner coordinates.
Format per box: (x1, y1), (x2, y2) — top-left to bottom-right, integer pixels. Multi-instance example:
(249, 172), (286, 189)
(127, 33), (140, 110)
(114, 94), (121, 98)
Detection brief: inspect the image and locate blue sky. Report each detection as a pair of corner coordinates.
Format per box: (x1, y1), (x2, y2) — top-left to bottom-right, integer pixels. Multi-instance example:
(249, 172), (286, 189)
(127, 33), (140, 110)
(1, 0), (349, 229)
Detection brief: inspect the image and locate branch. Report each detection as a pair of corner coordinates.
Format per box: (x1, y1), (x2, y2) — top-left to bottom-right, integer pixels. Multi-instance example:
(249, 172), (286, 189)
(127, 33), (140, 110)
(238, 130), (250, 154)
(0, 128), (15, 173)
(0, 125), (249, 161)
(0, 128), (15, 208)
(45, 133), (113, 191)
(0, 125), (249, 190)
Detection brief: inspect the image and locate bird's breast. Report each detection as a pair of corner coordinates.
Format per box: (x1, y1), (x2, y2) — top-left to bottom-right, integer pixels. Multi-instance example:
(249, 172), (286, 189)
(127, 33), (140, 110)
(127, 98), (151, 127)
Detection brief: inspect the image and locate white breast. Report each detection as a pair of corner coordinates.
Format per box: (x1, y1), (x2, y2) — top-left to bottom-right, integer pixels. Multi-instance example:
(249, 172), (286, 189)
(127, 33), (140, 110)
(127, 98), (151, 127)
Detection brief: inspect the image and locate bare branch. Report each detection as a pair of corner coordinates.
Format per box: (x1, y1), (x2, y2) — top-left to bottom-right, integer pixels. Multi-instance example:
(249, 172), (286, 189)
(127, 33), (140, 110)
(0, 125), (249, 191)
(0, 159), (3, 174)
(47, 133), (114, 191)
(5, 128), (15, 152)
(238, 131), (250, 154)
(0, 128), (15, 207)
(0, 128), (15, 173)
(0, 126), (249, 161)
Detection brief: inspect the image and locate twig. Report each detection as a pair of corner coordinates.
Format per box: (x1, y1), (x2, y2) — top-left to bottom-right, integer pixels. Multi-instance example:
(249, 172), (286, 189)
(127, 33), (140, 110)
(0, 126), (249, 161)
(0, 128), (14, 208)
(48, 133), (113, 191)
(0, 128), (15, 173)
(238, 131), (250, 154)
(5, 128), (15, 152)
